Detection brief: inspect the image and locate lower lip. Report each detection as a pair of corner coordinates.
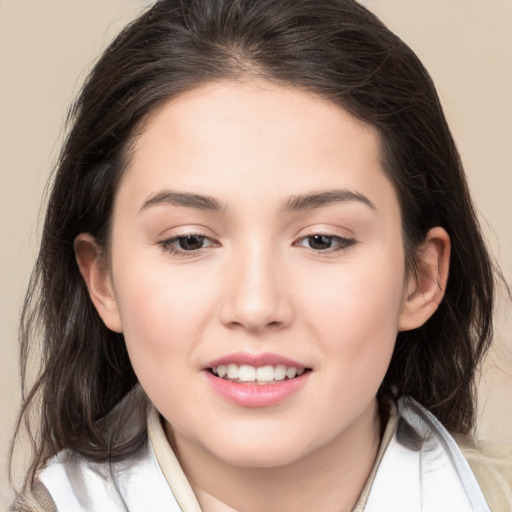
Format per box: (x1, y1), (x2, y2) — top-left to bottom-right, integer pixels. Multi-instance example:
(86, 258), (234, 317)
(204, 371), (310, 408)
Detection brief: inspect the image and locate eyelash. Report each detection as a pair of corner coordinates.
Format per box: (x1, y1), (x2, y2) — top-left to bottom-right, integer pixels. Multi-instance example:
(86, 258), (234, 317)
(294, 234), (357, 254)
(157, 233), (356, 257)
(158, 234), (218, 257)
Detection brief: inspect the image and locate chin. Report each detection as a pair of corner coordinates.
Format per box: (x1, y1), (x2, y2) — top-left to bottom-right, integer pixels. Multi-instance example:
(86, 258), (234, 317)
(198, 428), (319, 469)
(212, 445), (307, 469)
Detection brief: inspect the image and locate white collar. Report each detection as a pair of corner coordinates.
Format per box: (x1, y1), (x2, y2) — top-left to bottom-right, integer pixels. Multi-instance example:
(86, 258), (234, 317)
(38, 395), (489, 511)
(363, 396), (490, 511)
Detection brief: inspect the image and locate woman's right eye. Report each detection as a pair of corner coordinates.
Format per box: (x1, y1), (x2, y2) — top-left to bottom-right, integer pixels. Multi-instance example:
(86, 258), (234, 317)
(158, 234), (217, 255)
(294, 233), (356, 253)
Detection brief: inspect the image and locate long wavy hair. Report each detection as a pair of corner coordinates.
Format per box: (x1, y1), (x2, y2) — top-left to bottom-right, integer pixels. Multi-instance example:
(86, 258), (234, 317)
(12, 0), (496, 498)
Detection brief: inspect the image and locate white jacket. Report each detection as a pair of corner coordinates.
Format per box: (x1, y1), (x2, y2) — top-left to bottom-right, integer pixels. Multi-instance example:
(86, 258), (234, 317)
(37, 396), (492, 511)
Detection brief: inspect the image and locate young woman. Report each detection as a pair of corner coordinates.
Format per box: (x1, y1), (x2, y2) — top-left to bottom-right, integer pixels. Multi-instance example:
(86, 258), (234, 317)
(11, 0), (511, 510)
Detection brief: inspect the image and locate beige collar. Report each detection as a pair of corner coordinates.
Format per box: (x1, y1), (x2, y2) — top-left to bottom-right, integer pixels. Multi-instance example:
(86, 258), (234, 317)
(148, 407), (203, 512)
(147, 399), (399, 512)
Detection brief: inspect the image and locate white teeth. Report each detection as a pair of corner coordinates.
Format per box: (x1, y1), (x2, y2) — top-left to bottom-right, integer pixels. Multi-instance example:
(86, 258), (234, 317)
(274, 364), (287, 381)
(212, 363), (306, 383)
(238, 364), (256, 382)
(227, 363), (239, 379)
(286, 367), (297, 379)
(256, 365), (274, 381)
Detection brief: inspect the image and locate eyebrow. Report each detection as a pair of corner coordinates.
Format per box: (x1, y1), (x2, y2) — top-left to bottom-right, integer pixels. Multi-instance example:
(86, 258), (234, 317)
(139, 191), (225, 212)
(283, 189), (376, 212)
(139, 188), (376, 214)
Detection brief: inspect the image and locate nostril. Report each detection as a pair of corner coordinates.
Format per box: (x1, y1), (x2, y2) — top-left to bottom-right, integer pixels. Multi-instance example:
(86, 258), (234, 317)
(217, 278), (294, 331)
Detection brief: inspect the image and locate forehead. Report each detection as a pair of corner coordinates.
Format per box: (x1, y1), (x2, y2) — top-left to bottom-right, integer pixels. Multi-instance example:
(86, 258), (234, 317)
(135, 79), (379, 155)
(119, 79), (398, 217)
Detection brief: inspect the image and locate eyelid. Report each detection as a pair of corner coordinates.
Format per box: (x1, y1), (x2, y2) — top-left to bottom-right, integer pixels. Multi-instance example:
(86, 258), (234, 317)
(156, 226), (356, 258)
(157, 232), (220, 258)
(293, 232), (357, 254)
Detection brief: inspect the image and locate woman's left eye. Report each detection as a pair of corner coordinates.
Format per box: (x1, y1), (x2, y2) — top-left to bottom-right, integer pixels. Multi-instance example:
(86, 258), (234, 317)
(295, 234), (356, 252)
(158, 234), (217, 254)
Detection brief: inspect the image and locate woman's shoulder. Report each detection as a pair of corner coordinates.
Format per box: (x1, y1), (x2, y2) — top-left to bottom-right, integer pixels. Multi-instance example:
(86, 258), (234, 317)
(10, 482), (57, 512)
(24, 440), (180, 512)
(454, 433), (512, 511)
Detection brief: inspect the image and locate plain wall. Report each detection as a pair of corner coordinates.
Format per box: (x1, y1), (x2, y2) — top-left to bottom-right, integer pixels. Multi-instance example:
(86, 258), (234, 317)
(1, 0), (511, 505)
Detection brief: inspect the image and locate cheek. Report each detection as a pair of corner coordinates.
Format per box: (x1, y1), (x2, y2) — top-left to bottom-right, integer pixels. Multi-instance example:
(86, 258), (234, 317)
(298, 255), (405, 427)
(303, 252), (405, 368)
(110, 258), (218, 376)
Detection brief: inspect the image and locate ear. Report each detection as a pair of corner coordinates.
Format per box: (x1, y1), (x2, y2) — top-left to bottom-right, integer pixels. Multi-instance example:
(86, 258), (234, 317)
(74, 233), (123, 333)
(398, 227), (451, 332)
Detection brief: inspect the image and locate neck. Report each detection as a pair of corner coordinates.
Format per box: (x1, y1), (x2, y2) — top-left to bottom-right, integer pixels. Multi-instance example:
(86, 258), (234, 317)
(170, 399), (382, 512)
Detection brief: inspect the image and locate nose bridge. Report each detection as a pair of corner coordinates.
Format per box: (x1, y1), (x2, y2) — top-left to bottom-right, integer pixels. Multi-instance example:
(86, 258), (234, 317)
(220, 236), (291, 331)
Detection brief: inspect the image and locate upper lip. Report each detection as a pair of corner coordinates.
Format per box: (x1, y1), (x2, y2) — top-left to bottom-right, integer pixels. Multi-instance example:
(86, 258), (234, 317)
(205, 352), (307, 369)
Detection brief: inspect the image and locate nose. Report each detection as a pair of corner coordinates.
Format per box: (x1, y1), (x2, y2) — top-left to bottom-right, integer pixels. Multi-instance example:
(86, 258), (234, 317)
(218, 243), (294, 333)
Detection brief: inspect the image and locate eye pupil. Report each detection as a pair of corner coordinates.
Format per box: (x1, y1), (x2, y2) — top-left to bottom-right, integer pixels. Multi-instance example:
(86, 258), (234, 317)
(308, 235), (332, 250)
(178, 235), (204, 250)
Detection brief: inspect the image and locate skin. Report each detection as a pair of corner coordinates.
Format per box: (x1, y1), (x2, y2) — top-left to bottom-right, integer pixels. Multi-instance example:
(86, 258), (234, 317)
(76, 80), (450, 512)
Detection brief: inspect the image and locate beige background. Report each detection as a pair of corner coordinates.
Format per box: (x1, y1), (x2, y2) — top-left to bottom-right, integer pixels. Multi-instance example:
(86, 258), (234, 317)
(1, 0), (511, 505)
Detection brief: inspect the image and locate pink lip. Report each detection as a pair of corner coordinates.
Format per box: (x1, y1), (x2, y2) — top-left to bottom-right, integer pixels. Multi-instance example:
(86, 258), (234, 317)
(203, 371), (310, 408)
(202, 352), (310, 408)
(205, 352), (306, 369)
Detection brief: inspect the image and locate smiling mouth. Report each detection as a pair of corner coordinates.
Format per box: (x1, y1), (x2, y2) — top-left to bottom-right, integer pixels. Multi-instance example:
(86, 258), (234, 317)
(209, 364), (309, 384)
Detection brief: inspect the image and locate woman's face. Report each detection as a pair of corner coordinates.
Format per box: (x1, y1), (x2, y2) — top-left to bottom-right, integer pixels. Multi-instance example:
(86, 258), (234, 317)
(102, 80), (413, 468)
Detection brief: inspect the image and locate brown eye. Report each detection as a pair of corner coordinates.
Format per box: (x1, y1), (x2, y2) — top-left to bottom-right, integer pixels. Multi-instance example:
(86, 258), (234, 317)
(307, 235), (333, 250)
(159, 234), (218, 255)
(177, 235), (206, 250)
(295, 233), (356, 253)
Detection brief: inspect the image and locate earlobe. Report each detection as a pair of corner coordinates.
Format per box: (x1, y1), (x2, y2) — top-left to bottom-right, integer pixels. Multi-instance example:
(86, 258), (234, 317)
(74, 234), (123, 333)
(398, 227), (451, 332)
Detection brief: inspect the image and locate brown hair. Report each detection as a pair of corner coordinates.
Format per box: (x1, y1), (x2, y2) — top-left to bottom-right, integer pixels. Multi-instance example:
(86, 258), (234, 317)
(12, 0), (496, 496)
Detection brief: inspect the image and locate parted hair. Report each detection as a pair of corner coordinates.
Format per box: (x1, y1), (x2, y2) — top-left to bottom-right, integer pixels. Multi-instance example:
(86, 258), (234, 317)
(13, 0), (495, 495)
